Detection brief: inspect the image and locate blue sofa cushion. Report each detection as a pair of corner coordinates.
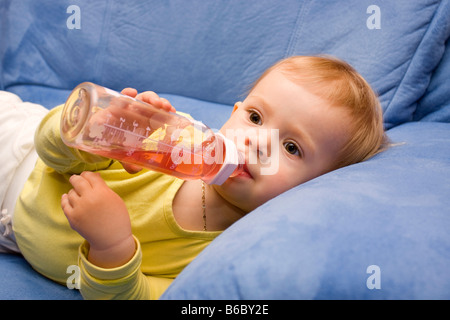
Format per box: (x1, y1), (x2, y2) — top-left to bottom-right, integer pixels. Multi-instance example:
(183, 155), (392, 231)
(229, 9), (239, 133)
(414, 39), (450, 123)
(161, 122), (450, 299)
(0, 254), (82, 300)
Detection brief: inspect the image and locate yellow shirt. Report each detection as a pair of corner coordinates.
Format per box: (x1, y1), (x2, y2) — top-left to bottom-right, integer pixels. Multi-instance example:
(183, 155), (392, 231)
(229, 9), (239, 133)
(13, 105), (220, 299)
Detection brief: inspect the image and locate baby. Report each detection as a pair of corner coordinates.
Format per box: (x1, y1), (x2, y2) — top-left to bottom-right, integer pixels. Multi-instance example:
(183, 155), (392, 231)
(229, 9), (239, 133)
(0, 55), (388, 299)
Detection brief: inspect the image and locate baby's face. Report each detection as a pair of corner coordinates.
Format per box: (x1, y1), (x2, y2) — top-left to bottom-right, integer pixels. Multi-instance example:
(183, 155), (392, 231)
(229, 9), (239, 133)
(215, 68), (352, 213)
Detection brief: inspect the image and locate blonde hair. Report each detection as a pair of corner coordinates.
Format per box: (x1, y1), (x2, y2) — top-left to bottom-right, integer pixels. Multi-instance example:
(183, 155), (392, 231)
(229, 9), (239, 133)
(252, 55), (389, 170)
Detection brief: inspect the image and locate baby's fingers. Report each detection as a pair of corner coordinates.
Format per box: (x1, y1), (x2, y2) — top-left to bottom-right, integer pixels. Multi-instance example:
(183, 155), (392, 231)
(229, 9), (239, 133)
(136, 91), (175, 112)
(61, 191), (86, 235)
(120, 162), (143, 174)
(61, 193), (72, 212)
(121, 88), (138, 98)
(159, 97), (176, 112)
(80, 171), (107, 188)
(61, 189), (79, 215)
(68, 174), (92, 196)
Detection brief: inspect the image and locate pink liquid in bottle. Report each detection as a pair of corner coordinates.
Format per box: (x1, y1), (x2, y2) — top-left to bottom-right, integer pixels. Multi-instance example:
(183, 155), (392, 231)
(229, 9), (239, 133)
(81, 134), (243, 183)
(60, 82), (244, 185)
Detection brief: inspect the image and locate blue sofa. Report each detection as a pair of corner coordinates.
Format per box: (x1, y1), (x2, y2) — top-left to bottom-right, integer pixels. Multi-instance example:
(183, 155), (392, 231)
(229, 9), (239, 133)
(1, 0), (449, 300)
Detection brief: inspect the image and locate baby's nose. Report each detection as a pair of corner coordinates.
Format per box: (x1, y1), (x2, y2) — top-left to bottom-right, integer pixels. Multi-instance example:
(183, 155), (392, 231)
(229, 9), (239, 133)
(244, 130), (272, 163)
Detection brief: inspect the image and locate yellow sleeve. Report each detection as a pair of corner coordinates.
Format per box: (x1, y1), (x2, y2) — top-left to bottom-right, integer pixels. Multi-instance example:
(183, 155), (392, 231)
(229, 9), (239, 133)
(78, 237), (173, 300)
(34, 105), (114, 174)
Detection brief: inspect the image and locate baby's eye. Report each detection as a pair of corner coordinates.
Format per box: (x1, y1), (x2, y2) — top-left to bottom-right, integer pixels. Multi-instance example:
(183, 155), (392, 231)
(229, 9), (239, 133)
(248, 111), (262, 125)
(284, 142), (302, 157)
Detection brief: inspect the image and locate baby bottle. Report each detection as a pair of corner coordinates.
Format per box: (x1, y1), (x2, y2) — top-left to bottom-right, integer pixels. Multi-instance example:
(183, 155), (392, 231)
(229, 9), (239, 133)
(60, 82), (244, 185)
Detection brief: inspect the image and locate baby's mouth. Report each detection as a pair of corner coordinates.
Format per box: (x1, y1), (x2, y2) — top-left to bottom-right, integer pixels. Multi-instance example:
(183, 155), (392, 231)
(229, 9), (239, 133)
(236, 161), (254, 179)
(243, 163), (252, 177)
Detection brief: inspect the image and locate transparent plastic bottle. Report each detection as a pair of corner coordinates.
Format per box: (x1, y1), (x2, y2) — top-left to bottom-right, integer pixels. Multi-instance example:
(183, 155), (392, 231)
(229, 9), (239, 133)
(60, 82), (244, 185)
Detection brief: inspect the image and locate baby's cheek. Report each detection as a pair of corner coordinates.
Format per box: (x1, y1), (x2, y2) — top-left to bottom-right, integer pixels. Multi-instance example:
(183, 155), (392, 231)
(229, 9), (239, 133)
(262, 174), (292, 198)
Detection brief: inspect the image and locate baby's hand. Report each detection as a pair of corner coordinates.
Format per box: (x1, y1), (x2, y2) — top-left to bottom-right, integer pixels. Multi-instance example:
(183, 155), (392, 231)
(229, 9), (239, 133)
(121, 88), (176, 112)
(119, 88), (176, 174)
(61, 171), (135, 268)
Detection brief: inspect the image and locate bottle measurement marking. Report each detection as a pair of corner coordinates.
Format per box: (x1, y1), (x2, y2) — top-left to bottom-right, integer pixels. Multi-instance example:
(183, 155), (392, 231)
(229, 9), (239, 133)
(103, 123), (148, 140)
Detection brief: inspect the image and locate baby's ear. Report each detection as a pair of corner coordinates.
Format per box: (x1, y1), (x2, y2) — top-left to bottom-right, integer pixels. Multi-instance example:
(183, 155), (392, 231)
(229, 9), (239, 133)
(232, 101), (242, 113)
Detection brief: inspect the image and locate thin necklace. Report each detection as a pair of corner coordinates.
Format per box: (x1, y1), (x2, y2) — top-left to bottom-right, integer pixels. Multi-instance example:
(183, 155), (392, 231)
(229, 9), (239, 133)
(201, 181), (207, 231)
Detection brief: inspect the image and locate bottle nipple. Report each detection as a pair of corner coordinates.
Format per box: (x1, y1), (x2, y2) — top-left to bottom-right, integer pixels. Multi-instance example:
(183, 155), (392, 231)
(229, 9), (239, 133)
(202, 133), (244, 185)
(230, 151), (245, 177)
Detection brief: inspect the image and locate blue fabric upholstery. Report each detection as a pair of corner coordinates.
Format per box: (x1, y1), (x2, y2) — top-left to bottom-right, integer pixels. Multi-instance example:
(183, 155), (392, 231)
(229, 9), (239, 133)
(0, 254), (82, 300)
(1, 0), (449, 299)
